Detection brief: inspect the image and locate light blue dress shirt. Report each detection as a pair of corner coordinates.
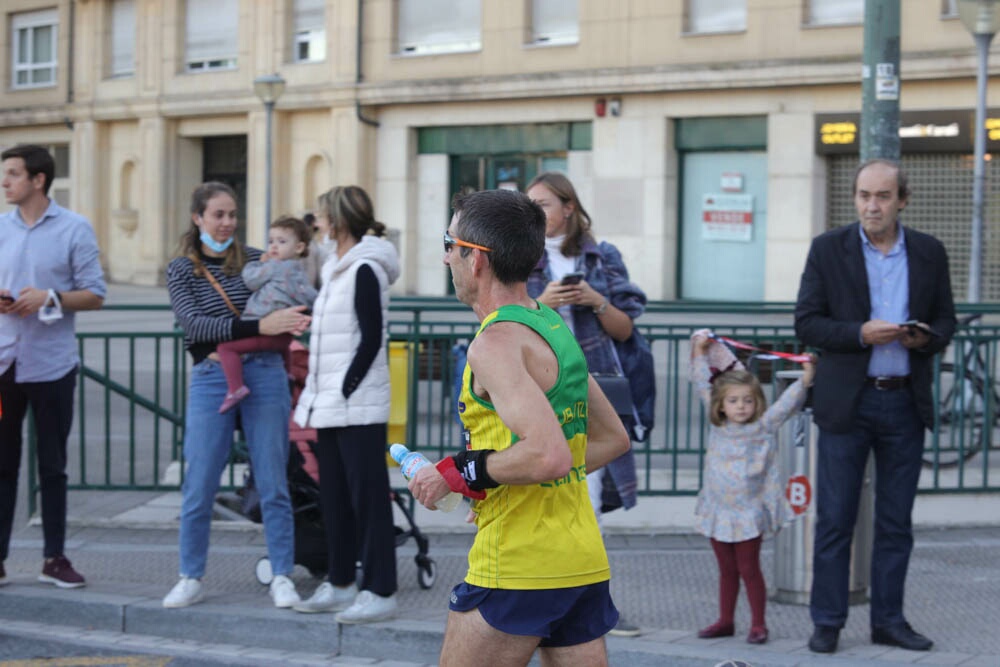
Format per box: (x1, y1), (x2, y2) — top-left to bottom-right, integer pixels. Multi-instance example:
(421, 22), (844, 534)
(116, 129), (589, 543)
(860, 223), (910, 377)
(0, 200), (106, 382)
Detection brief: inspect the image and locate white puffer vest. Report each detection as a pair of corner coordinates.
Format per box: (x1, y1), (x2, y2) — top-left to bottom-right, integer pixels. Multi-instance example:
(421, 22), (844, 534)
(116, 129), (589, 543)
(294, 235), (400, 428)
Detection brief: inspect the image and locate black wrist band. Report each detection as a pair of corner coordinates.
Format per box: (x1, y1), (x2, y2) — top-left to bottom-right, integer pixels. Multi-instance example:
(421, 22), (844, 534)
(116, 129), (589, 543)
(452, 449), (500, 491)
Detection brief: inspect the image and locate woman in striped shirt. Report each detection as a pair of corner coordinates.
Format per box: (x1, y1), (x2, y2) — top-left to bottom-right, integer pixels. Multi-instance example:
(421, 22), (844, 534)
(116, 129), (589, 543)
(162, 182), (312, 610)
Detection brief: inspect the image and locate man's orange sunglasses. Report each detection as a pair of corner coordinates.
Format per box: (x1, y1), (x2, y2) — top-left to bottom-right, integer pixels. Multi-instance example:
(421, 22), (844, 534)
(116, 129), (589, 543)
(443, 230), (491, 253)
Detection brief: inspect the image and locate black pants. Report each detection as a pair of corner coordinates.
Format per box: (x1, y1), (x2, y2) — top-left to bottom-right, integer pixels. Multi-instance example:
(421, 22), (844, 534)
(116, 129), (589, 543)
(314, 424), (397, 597)
(0, 365), (77, 561)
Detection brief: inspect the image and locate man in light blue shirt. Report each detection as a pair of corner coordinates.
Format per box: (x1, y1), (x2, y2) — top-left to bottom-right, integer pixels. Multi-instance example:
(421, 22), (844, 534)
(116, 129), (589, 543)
(0, 144), (106, 589)
(796, 159), (956, 654)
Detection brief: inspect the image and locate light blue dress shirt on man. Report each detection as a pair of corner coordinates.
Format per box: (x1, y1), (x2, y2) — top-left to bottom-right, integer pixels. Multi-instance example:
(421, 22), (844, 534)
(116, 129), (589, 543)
(0, 199), (106, 383)
(860, 223), (910, 378)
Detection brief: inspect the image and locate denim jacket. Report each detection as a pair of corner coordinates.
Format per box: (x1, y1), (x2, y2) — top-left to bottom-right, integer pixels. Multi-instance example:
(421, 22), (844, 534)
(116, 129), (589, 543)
(526, 239), (646, 374)
(526, 239), (647, 510)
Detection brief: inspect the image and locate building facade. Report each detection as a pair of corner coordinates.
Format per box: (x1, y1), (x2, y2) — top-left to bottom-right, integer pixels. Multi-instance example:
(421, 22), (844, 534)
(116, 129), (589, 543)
(1, 0), (995, 300)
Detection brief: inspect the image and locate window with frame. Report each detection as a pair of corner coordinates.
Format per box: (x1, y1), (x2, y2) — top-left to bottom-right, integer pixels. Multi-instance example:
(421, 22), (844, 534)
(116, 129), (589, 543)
(686, 0), (746, 34)
(12, 9), (58, 89)
(942, 0), (958, 17)
(109, 0), (136, 77)
(397, 0), (481, 55)
(293, 0), (326, 62)
(530, 0), (578, 46)
(805, 0), (864, 26)
(185, 0), (238, 72)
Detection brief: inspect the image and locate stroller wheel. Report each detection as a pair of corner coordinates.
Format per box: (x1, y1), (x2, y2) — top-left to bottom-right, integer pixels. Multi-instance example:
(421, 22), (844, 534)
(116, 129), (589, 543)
(416, 557), (436, 590)
(255, 556), (274, 586)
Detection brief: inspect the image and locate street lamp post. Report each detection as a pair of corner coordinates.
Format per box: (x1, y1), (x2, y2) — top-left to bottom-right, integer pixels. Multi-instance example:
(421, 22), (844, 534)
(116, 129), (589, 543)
(253, 73), (286, 242)
(958, 0), (1000, 303)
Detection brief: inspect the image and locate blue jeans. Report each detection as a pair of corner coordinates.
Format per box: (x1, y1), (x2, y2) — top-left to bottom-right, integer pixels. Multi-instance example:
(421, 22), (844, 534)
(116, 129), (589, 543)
(810, 385), (924, 629)
(179, 353), (294, 578)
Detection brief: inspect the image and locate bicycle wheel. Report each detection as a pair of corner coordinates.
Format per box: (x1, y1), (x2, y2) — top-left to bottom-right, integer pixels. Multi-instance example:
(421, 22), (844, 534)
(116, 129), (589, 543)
(925, 362), (993, 468)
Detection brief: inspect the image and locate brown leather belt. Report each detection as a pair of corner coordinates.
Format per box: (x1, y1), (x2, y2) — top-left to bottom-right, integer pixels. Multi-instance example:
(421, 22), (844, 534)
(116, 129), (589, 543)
(865, 376), (910, 390)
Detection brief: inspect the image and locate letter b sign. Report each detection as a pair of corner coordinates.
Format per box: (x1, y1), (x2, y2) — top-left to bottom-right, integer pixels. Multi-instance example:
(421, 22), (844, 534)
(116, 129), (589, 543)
(785, 474), (811, 516)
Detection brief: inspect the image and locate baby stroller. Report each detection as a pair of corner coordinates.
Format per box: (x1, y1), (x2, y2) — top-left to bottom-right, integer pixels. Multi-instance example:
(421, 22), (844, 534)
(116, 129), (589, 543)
(245, 341), (437, 590)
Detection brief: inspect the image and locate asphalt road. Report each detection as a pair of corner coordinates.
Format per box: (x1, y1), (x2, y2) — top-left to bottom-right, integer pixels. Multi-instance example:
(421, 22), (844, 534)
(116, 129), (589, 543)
(0, 634), (177, 666)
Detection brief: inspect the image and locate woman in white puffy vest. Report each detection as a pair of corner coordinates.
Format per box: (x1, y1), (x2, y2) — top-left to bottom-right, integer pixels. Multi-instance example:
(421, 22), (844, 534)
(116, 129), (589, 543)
(292, 185), (401, 623)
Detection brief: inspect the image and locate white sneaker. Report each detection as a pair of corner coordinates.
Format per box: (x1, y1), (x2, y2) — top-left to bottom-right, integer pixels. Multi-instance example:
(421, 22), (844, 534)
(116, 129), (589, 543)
(335, 590), (398, 624)
(163, 577), (203, 608)
(269, 574), (301, 609)
(293, 582), (358, 613)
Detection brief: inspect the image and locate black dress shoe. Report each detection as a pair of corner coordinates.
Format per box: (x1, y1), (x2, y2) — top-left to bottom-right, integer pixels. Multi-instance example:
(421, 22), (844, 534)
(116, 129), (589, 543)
(871, 622), (933, 651)
(808, 625), (840, 653)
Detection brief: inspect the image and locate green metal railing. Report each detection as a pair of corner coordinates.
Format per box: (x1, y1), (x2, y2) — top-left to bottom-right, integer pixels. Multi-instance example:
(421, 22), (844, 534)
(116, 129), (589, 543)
(24, 303), (1000, 515)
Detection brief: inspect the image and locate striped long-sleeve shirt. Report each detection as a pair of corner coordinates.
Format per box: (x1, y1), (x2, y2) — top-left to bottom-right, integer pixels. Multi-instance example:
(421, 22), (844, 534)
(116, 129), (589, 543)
(166, 249), (263, 364)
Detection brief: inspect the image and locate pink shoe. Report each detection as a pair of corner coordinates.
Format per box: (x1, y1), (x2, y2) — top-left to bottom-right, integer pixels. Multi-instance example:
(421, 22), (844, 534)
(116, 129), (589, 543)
(219, 386), (250, 414)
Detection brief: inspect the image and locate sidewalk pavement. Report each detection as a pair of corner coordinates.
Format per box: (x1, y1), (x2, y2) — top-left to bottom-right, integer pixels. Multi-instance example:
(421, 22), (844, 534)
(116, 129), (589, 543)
(2, 490), (999, 667)
(8, 283), (997, 664)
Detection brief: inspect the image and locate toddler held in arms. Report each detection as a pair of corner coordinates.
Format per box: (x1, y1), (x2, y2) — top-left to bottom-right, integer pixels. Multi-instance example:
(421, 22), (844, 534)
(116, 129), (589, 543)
(217, 216), (317, 413)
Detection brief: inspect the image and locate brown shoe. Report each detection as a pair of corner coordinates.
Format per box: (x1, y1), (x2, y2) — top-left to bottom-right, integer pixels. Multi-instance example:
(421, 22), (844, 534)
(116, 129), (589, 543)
(747, 626), (768, 644)
(38, 555), (86, 589)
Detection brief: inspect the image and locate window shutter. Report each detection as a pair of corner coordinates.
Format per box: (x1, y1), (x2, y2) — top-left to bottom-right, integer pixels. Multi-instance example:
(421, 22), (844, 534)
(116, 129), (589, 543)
(687, 0), (746, 33)
(186, 0), (238, 67)
(294, 0), (324, 33)
(110, 0), (136, 76)
(398, 0), (481, 54)
(807, 0), (864, 25)
(532, 0), (578, 45)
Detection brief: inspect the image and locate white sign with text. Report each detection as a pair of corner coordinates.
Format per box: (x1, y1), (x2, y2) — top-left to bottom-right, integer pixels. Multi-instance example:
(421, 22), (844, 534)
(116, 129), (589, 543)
(701, 193), (754, 242)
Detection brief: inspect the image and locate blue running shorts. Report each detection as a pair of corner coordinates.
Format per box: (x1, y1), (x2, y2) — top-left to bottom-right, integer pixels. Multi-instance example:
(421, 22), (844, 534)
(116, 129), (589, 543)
(448, 580), (619, 647)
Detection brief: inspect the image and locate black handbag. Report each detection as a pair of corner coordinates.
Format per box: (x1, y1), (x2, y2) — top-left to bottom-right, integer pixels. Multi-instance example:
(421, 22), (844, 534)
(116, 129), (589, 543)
(592, 373), (633, 419)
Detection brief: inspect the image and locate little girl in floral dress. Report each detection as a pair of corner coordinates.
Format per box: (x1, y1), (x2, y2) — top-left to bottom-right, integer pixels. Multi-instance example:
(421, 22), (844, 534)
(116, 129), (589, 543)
(690, 330), (814, 645)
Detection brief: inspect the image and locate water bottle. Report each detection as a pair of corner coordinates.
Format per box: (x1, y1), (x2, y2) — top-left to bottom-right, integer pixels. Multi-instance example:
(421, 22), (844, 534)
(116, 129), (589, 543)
(389, 444), (462, 512)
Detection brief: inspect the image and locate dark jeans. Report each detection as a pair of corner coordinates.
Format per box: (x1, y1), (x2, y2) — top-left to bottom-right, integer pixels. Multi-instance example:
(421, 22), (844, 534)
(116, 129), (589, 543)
(810, 385), (924, 629)
(314, 424), (397, 597)
(0, 365), (77, 561)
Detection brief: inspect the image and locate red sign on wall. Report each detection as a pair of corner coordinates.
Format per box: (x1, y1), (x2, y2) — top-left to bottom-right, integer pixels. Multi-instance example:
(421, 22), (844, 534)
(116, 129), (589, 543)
(786, 474), (811, 516)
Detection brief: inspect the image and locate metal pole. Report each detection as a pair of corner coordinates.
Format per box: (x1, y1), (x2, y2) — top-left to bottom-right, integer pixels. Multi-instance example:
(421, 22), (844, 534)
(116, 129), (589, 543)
(860, 0), (901, 162)
(264, 99), (274, 242)
(968, 31), (995, 303)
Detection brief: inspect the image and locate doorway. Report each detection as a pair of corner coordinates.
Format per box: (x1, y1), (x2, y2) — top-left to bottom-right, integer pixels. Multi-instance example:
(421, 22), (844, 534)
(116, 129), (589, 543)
(202, 136), (248, 245)
(679, 151), (768, 300)
(450, 153), (567, 194)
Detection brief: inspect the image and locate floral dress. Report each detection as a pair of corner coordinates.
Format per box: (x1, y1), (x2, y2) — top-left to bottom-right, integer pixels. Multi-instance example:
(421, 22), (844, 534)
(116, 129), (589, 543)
(692, 354), (805, 542)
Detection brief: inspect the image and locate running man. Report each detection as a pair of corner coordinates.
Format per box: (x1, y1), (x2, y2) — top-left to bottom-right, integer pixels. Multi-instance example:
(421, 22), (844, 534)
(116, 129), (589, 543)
(408, 189), (630, 667)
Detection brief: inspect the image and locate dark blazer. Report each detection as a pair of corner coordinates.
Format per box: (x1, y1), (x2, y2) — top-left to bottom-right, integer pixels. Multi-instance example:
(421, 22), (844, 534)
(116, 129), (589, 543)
(795, 222), (956, 433)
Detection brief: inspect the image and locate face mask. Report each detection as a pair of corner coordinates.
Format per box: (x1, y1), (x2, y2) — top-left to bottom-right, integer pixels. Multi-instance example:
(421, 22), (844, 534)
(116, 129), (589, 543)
(200, 231), (234, 254)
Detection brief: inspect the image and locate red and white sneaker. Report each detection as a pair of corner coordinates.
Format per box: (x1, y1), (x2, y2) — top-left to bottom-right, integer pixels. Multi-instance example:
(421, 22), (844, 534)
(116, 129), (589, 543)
(38, 555), (86, 588)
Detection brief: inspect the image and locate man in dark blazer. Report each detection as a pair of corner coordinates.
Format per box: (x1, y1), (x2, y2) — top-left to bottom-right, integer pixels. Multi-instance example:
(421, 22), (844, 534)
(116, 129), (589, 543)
(795, 159), (956, 654)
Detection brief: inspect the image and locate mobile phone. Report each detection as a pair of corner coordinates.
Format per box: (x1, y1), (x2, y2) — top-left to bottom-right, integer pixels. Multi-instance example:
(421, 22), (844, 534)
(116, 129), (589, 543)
(901, 320), (941, 338)
(561, 271), (584, 286)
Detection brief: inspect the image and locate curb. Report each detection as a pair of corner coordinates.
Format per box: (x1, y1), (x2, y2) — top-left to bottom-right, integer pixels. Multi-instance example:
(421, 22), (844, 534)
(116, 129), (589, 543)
(0, 584), (985, 667)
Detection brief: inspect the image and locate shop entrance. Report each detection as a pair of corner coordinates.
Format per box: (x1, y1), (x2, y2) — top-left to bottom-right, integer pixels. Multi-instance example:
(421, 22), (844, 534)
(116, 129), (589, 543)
(450, 153), (567, 194)
(679, 151), (768, 300)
